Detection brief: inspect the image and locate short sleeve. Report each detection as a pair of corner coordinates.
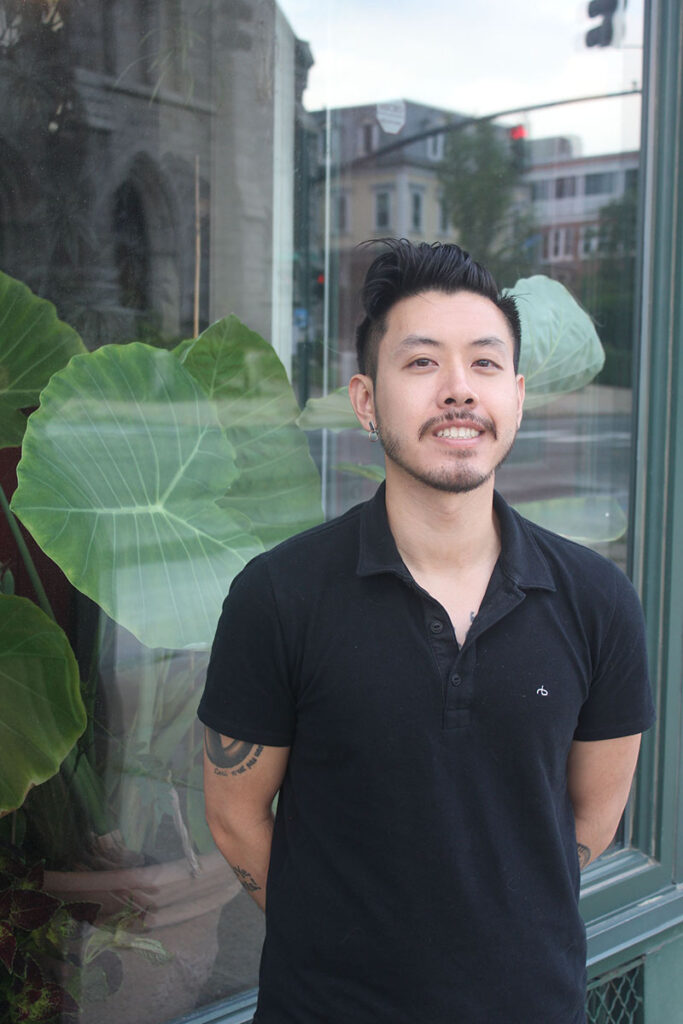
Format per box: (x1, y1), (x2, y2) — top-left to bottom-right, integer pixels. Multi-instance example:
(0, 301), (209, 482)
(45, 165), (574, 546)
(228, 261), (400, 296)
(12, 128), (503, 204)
(574, 569), (655, 741)
(197, 556), (296, 746)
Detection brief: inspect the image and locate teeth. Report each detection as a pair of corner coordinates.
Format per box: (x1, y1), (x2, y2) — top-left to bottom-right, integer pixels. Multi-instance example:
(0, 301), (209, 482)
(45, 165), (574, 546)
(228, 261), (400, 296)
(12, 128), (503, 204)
(436, 427), (480, 439)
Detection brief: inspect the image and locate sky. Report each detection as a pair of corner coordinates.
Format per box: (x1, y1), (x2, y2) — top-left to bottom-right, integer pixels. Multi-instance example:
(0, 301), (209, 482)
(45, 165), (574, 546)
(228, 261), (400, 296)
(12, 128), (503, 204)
(278, 0), (644, 156)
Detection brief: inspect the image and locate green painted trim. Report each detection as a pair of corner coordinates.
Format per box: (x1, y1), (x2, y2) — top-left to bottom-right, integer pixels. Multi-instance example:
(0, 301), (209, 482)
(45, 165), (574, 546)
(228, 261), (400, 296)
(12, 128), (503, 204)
(580, 851), (670, 923)
(642, 928), (683, 1018)
(586, 0), (683, 940)
(586, 886), (683, 977)
(630, 0), (683, 884)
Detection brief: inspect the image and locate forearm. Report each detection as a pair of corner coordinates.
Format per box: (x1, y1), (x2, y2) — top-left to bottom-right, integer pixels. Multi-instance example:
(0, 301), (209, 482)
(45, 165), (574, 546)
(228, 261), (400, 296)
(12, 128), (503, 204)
(209, 813), (274, 911)
(567, 735), (642, 872)
(574, 818), (617, 870)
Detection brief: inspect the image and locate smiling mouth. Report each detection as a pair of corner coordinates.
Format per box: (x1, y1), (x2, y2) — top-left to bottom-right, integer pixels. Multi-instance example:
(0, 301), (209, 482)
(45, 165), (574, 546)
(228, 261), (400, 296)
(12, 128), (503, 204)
(418, 411), (496, 441)
(435, 426), (480, 439)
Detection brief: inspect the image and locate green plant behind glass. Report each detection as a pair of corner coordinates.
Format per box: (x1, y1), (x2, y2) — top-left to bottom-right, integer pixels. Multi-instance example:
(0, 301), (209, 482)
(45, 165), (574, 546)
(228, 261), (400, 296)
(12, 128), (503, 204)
(0, 269), (322, 867)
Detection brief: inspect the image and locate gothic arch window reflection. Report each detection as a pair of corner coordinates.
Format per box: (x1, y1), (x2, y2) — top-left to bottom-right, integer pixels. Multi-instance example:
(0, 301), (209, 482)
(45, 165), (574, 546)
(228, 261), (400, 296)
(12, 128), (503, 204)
(112, 180), (149, 311)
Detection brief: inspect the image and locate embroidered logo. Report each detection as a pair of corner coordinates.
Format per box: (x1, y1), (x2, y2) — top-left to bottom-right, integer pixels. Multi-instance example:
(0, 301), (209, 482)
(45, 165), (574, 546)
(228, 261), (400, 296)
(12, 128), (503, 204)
(536, 685), (549, 697)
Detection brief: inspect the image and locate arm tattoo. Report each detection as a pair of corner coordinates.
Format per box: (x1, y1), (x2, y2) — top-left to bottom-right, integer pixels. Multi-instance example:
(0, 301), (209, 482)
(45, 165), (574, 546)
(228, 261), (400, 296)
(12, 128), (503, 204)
(577, 843), (592, 870)
(205, 728), (264, 775)
(231, 864), (262, 893)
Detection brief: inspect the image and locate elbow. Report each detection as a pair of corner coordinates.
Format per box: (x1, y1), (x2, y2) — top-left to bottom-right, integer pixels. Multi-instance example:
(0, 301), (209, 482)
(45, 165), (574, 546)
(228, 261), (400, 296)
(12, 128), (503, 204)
(204, 798), (273, 849)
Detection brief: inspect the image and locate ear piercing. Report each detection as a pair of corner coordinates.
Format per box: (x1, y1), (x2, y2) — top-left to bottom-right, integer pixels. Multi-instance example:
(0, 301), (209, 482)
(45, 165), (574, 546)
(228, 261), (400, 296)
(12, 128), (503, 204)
(368, 421), (378, 442)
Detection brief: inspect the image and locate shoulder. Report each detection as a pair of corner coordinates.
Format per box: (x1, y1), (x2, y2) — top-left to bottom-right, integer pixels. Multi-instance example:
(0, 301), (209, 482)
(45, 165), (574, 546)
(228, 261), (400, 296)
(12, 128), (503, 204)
(508, 503), (640, 611)
(230, 498), (365, 595)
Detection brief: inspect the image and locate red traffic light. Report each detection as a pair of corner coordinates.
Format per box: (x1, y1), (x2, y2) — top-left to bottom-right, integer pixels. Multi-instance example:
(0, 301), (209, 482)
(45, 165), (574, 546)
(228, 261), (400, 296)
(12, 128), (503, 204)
(509, 125), (527, 141)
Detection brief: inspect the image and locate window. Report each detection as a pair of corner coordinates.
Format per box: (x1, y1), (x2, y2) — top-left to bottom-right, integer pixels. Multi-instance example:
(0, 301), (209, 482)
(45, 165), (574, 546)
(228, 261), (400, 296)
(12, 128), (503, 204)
(624, 167), (638, 191)
(112, 181), (149, 310)
(555, 176), (577, 199)
(439, 197), (449, 233)
(410, 189), (423, 231)
(334, 193), (349, 233)
(585, 171), (617, 195)
(375, 190), (391, 230)
(5, 5), (683, 1024)
(361, 121), (376, 155)
(552, 228), (563, 257)
(531, 179), (552, 201)
(427, 132), (444, 160)
(580, 224), (598, 257)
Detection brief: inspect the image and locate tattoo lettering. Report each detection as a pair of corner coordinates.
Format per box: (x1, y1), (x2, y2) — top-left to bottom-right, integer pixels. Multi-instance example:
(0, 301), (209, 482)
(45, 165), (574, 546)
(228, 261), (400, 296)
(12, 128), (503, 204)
(205, 728), (264, 775)
(231, 864), (262, 893)
(577, 843), (591, 870)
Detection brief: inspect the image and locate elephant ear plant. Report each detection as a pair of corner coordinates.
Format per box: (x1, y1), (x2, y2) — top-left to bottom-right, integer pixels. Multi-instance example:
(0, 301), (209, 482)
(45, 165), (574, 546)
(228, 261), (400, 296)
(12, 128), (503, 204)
(0, 270), (322, 873)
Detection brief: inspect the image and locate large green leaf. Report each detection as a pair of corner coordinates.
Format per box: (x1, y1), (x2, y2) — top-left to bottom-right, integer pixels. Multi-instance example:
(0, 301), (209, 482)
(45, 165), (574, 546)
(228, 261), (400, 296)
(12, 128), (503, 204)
(12, 343), (263, 650)
(0, 270), (86, 449)
(514, 495), (627, 543)
(335, 461), (386, 482)
(297, 386), (359, 432)
(178, 316), (322, 546)
(0, 595), (85, 814)
(505, 275), (605, 409)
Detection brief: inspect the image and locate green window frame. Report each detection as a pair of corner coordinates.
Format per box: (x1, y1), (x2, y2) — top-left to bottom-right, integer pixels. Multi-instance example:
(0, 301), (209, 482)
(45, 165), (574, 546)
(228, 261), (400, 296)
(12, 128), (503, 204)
(580, 0), (683, 976)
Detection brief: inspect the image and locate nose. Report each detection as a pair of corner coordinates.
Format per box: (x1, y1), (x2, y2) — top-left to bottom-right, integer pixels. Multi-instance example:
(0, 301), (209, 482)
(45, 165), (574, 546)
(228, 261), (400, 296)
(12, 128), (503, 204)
(438, 364), (478, 408)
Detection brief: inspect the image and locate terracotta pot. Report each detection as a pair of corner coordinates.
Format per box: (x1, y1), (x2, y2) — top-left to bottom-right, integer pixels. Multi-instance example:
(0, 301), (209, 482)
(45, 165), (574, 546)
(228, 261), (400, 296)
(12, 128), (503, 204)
(43, 852), (242, 1024)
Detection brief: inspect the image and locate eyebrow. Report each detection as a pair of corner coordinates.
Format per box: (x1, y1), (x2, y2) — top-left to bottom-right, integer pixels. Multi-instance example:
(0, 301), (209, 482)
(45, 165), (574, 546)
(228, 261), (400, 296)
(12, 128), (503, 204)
(395, 334), (510, 353)
(471, 336), (509, 352)
(395, 334), (443, 351)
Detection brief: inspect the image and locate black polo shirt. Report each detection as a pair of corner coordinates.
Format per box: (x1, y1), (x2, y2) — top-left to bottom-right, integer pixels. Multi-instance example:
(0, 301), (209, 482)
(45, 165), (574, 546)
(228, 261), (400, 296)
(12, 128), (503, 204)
(198, 484), (654, 1024)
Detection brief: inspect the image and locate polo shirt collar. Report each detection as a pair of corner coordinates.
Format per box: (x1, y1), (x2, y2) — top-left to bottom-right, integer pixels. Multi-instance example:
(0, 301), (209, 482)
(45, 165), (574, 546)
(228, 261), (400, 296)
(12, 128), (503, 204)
(357, 482), (556, 592)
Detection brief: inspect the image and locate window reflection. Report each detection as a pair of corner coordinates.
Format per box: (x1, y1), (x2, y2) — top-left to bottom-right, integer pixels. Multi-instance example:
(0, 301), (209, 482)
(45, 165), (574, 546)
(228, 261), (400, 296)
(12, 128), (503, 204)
(0, 0), (644, 1020)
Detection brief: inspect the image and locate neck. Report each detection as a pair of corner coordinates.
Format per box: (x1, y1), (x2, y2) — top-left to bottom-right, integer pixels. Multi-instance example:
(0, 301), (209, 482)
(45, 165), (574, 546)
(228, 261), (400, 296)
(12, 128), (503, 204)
(384, 467), (500, 575)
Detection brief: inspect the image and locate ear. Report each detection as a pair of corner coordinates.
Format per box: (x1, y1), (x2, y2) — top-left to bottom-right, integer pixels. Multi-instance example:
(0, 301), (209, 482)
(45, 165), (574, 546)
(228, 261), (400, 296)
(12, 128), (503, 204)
(515, 374), (525, 429)
(348, 373), (376, 430)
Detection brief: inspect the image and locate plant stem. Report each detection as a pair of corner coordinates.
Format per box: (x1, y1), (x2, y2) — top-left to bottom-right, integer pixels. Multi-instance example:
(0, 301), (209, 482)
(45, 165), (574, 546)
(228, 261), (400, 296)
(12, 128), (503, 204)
(0, 482), (55, 621)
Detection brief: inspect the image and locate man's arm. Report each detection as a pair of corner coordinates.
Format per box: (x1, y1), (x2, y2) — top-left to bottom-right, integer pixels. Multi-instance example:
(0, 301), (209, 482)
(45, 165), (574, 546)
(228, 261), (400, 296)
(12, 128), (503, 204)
(567, 734), (642, 870)
(203, 727), (290, 911)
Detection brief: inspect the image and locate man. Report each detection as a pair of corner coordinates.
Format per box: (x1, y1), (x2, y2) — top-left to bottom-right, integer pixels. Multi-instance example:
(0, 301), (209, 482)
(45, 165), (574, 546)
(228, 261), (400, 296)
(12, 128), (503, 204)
(198, 239), (655, 1023)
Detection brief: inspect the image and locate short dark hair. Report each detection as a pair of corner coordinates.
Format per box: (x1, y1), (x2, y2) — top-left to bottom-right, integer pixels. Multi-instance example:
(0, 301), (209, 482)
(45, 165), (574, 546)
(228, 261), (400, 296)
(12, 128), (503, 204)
(355, 238), (521, 378)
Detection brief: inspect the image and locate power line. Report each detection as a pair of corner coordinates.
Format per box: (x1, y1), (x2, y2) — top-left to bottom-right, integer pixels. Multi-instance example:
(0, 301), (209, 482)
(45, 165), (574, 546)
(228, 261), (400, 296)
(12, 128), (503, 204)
(345, 88), (641, 170)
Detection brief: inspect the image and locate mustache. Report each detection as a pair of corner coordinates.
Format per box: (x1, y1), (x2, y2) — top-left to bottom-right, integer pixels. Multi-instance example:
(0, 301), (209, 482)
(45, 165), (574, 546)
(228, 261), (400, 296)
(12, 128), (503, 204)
(418, 410), (496, 441)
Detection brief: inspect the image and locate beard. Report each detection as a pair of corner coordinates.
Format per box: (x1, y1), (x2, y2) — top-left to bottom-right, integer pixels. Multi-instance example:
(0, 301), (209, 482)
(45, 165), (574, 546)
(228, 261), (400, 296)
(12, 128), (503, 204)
(376, 410), (517, 494)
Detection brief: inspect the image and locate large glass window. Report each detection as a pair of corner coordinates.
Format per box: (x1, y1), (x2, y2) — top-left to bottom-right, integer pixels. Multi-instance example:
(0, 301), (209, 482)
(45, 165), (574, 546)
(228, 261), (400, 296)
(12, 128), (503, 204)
(3, 1), (679, 1022)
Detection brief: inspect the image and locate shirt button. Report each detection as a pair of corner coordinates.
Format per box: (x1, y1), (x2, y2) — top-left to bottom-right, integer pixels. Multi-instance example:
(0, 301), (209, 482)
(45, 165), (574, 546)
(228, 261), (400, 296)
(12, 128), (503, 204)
(450, 673), (461, 686)
(429, 620), (444, 634)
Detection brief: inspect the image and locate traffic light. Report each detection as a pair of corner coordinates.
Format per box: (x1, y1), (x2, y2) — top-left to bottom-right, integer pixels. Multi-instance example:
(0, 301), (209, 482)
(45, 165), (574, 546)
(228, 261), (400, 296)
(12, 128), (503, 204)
(312, 268), (325, 301)
(585, 0), (619, 47)
(509, 124), (527, 173)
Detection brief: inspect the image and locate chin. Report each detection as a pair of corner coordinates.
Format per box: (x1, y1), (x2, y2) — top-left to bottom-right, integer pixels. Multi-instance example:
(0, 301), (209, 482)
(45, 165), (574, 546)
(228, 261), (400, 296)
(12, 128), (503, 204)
(420, 470), (493, 494)
(390, 458), (494, 494)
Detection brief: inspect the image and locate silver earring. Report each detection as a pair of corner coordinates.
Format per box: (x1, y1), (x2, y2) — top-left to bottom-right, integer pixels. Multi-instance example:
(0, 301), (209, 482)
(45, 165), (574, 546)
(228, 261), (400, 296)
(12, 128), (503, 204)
(368, 421), (378, 442)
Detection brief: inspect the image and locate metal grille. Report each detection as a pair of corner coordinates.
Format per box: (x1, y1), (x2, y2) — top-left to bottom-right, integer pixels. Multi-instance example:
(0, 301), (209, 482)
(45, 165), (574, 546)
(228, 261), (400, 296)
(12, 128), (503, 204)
(586, 960), (644, 1024)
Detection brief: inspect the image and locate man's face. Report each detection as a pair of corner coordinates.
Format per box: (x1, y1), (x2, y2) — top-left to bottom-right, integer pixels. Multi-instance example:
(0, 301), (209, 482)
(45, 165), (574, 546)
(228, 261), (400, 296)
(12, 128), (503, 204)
(350, 289), (525, 495)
